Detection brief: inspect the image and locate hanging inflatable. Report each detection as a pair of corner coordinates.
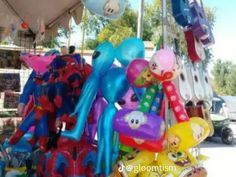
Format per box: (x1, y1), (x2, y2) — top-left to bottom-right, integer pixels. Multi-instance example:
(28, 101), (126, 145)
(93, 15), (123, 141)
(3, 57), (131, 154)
(95, 67), (130, 177)
(87, 95), (107, 142)
(82, 0), (126, 19)
(126, 59), (152, 88)
(117, 151), (155, 177)
(20, 54), (56, 75)
(156, 149), (208, 177)
(62, 42), (115, 141)
(149, 49), (189, 123)
(9, 55), (55, 151)
(117, 87), (139, 110)
(116, 38), (145, 67)
(167, 117), (210, 151)
(114, 109), (164, 140)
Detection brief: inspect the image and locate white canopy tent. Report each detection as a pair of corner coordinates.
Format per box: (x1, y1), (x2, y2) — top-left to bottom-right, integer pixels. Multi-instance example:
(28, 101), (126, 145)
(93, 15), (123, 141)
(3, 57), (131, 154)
(0, 0), (84, 46)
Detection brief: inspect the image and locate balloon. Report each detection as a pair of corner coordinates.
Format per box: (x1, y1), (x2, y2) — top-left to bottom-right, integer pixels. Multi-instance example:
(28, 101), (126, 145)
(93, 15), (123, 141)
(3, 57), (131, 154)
(119, 133), (165, 152)
(149, 48), (180, 82)
(100, 67), (130, 102)
(147, 49), (188, 123)
(95, 67), (130, 176)
(3, 133), (33, 153)
(126, 59), (149, 87)
(0, 160), (6, 177)
(20, 54), (56, 75)
(117, 151), (155, 177)
(156, 149), (208, 177)
(41, 136), (97, 177)
(11, 133), (33, 153)
(82, 0), (126, 19)
(167, 117), (210, 151)
(163, 81), (190, 122)
(44, 49), (60, 56)
(62, 42), (115, 141)
(92, 42), (116, 75)
(134, 67), (155, 88)
(116, 38), (145, 67)
(149, 88), (164, 115)
(117, 87), (139, 110)
(138, 85), (159, 113)
(21, 22), (28, 29)
(113, 109), (165, 140)
(139, 171), (162, 177)
(88, 95), (107, 142)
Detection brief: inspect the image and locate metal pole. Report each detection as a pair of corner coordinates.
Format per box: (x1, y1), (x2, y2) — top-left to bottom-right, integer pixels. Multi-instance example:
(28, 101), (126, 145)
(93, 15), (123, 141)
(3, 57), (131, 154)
(162, 0), (167, 48)
(162, 0), (170, 149)
(137, 0), (144, 38)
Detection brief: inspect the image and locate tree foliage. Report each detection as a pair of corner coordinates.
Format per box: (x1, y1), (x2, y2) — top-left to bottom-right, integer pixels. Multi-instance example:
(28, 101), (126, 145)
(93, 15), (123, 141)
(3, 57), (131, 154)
(42, 26), (76, 48)
(81, 0), (216, 59)
(212, 59), (236, 95)
(97, 4), (137, 46)
(83, 38), (99, 49)
(226, 66), (236, 95)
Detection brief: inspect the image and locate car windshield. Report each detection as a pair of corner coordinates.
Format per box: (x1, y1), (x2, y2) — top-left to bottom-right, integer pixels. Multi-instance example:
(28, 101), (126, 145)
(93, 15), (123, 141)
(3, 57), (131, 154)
(212, 100), (229, 118)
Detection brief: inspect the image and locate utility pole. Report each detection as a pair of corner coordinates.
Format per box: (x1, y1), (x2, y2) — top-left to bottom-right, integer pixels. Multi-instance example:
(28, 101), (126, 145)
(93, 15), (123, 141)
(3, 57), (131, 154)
(137, 0), (144, 38)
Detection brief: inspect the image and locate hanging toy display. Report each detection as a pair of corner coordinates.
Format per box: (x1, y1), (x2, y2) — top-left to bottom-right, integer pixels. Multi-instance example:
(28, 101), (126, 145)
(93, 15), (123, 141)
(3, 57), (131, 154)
(113, 58), (166, 152)
(0, 0), (217, 175)
(8, 54), (56, 152)
(95, 67), (130, 176)
(116, 37), (146, 101)
(62, 42), (116, 141)
(149, 48), (189, 123)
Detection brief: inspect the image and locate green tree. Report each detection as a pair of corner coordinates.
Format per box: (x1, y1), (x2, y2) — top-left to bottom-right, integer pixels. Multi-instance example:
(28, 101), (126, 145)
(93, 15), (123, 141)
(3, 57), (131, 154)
(98, 26), (135, 46)
(42, 26), (76, 48)
(83, 38), (99, 49)
(212, 59), (233, 95)
(226, 65), (236, 95)
(42, 36), (60, 48)
(97, 3), (137, 46)
(80, 0), (216, 61)
(80, 10), (109, 37)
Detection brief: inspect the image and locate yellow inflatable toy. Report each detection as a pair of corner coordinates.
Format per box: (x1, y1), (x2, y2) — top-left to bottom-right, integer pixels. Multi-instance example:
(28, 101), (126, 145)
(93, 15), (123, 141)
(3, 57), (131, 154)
(138, 162), (162, 177)
(116, 151), (155, 177)
(156, 149), (207, 177)
(167, 117), (210, 151)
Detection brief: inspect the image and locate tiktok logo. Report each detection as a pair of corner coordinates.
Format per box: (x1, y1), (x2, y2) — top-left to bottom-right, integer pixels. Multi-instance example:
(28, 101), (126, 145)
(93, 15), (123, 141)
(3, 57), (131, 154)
(117, 162), (133, 173)
(118, 163), (125, 172)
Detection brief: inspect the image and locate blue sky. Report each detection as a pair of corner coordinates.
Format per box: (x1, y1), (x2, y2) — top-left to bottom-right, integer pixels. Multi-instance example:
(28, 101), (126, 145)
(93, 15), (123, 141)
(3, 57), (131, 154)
(70, 0), (236, 63)
(204, 0), (236, 62)
(129, 0), (236, 62)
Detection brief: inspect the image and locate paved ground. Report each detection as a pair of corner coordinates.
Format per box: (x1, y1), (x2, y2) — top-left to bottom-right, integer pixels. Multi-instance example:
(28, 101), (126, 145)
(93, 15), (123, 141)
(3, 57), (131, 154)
(199, 122), (236, 177)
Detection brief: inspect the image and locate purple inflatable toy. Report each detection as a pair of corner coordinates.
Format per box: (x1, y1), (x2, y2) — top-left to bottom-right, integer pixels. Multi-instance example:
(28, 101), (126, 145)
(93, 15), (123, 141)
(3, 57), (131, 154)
(113, 109), (165, 140)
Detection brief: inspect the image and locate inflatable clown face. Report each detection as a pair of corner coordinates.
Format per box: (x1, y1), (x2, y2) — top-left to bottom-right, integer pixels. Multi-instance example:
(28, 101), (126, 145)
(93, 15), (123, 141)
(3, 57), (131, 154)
(149, 49), (181, 82)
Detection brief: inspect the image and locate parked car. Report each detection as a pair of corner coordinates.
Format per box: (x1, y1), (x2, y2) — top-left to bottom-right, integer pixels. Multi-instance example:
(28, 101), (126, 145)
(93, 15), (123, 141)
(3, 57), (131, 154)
(210, 113), (234, 144)
(220, 96), (236, 121)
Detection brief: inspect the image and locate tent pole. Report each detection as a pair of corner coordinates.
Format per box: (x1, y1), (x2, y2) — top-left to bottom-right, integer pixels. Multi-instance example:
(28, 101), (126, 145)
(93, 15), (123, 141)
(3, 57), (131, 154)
(162, 0), (167, 49)
(161, 0), (170, 150)
(137, 0), (144, 38)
